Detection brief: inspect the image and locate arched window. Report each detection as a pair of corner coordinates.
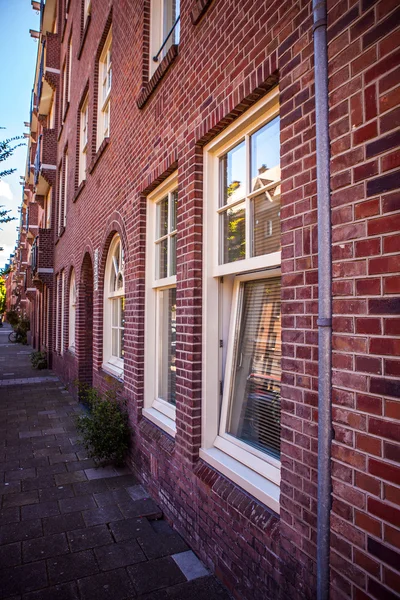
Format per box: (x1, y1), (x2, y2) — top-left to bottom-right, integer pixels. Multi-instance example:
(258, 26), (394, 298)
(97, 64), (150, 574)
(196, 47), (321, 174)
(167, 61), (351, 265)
(103, 234), (125, 376)
(69, 269), (76, 351)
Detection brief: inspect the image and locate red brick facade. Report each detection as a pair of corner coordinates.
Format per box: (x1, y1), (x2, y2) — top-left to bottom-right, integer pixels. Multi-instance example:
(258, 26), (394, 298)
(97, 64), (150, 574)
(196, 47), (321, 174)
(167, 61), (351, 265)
(14, 0), (400, 598)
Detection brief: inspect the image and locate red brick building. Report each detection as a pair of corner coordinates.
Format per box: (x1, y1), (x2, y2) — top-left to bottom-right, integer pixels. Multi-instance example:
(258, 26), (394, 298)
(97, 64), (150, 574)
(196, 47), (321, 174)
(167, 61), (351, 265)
(15, 0), (400, 598)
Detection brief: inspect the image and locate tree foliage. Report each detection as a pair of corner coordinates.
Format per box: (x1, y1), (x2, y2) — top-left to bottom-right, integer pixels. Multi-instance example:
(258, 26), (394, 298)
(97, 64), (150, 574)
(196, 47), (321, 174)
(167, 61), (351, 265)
(0, 128), (25, 250)
(0, 277), (6, 314)
(0, 129), (25, 179)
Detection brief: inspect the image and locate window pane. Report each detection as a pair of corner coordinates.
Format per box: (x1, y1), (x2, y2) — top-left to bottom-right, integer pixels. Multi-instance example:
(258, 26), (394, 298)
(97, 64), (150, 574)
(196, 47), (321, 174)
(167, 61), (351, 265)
(112, 299), (119, 327)
(158, 287), (176, 406)
(112, 328), (118, 357)
(162, 0), (180, 53)
(157, 196), (168, 238)
(157, 238), (168, 279)
(227, 278), (281, 459)
(117, 273), (124, 290)
(174, 0), (180, 44)
(252, 191), (281, 257)
(120, 297), (125, 359)
(221, 141), (246, 206)
(171, 189), (177, 231)
(250, 116), (280, 192)
(222, 203), (245, 264)
(170, 234), (176, 277)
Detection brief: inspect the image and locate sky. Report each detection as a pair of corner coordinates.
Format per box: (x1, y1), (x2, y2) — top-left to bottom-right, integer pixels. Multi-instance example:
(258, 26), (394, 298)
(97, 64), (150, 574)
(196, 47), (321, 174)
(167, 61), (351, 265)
(0, 0), (39, 270)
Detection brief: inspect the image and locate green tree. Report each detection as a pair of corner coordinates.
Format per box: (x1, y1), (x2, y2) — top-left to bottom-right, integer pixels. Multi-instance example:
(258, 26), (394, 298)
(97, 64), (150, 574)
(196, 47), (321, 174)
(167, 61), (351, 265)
(0, 128), (24, 250)
(0, 129), (24, 180)
(0, 276), (6, 314)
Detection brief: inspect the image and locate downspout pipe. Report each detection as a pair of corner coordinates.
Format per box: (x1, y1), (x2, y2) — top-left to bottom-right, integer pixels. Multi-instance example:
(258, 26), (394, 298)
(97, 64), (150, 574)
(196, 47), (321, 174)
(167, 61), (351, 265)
(312, 1), (332, 600)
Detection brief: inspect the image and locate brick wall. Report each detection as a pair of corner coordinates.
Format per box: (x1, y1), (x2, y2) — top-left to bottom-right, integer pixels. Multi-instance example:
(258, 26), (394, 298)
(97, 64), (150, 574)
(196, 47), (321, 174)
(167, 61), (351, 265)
(328, 1), (400, 597)
(19, 0), (400, 598)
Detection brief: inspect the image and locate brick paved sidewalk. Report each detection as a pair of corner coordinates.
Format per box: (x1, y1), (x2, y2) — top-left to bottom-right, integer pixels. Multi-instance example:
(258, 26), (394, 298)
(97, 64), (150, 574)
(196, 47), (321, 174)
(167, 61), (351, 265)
(0, 325), (232, 600)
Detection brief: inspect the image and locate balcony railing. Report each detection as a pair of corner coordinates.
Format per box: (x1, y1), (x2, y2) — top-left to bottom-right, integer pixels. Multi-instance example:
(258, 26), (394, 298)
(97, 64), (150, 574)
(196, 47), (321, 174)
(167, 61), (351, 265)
(31, 236), (38, 275)
(30, 87), (34, 123)
(34, 134), (42, 185)
(37, 40), (45, 102)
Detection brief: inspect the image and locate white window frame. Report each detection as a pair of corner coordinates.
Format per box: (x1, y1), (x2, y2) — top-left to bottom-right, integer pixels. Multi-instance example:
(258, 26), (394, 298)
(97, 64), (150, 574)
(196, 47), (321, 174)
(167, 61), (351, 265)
(44, 189), (51, 229)
(144, 172), (178, 437)
(57, 164), (62, 234)
(84, 0), (91, 25)
(61, 60), (67, 120)
(61, 270), (65, 354)
(67, 38), (72, 103)
(79, 96), (89, 184)
(102, 233), (125, 378)
(69, 269), (76, 351)
(49, 93), (56, 129)
(45, 285), (50, 348)
(149, 0), (180, 77)
(63, 152), (68, 227)
(97, 29), (112, 149)
(201, 89), (281, 513)
(55, 274), (60, 352)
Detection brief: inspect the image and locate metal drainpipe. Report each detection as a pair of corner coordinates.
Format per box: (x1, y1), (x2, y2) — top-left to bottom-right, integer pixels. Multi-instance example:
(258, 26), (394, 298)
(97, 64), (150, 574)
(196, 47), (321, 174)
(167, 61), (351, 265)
(312, 1), (332, 599)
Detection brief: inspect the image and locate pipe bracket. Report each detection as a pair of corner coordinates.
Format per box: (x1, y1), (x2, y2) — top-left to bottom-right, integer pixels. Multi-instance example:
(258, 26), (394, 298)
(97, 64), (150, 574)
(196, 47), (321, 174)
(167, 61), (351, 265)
(317, 318), (332, 327)
(312, 18), (327, 33)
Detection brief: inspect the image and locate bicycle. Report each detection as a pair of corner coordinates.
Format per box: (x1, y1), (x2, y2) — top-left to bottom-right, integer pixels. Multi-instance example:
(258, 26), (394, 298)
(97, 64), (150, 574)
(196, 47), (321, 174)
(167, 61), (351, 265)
(8, 326), (28, 344)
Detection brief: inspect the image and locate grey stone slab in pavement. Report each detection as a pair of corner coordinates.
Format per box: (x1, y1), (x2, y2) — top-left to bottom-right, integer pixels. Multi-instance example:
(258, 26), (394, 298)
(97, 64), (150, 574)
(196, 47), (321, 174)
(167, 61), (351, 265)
(0, 325), (231, 600)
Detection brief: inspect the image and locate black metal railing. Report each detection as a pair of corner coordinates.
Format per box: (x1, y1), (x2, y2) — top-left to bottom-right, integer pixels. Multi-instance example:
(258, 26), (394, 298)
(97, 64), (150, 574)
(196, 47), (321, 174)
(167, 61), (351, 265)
(31, 237), (39, 275)
(30, 87), (35, 123)
(34, 134), (42, 185)
(37, 40), (45, 102)
(40, 0), (45, 29)
(153, 15), (180, 63)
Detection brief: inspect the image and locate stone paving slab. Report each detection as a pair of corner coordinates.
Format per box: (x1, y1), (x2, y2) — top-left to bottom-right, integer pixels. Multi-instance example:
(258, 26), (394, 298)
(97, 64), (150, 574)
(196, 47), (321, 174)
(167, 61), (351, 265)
(0, 326), (232, 600)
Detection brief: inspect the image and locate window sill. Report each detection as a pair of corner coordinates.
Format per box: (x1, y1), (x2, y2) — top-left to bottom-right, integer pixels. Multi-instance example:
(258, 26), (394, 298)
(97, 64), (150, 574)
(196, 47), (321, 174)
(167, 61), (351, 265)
(191, 0), (214, 25)
(102, 361), (124, 382)
(199, 447), (280, 514)
(142, 407), (176, 438)
(78, 14), (91, 60)
(73, 179), (86, 202)
(137, 44), (179, 109)
(89, 137), (109, 174)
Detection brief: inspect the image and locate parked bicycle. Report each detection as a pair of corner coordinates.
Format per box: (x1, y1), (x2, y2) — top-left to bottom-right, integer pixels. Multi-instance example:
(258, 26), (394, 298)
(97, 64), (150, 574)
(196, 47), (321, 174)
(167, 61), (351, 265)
(7, 315), (30, 345)
(8, 328), (27, 344)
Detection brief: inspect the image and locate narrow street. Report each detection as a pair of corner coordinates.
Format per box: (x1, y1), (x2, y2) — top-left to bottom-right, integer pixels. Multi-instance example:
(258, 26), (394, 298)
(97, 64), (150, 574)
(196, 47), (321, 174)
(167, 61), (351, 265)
(0, 325), (231, 600)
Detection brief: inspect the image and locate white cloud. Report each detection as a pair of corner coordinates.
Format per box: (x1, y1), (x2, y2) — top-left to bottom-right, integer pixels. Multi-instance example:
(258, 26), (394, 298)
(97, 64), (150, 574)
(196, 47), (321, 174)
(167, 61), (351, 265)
(0, 180), (13, 201)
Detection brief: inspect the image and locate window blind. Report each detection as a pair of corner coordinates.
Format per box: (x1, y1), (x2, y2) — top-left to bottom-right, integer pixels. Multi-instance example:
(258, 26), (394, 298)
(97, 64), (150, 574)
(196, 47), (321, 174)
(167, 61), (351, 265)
(227, 277), (281, 459)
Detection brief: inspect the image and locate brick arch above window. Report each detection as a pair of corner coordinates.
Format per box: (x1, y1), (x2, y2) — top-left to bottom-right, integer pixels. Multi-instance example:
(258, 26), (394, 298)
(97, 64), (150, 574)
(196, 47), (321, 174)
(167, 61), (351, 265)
(98, 211), (129, 293)
(77, 242), (95, 286)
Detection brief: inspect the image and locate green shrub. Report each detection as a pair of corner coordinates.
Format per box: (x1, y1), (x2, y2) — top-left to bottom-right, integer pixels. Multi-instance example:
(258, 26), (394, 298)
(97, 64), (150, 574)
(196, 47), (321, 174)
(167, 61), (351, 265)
(30, 351), (48, 370)
(75, 385), (130, 466)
